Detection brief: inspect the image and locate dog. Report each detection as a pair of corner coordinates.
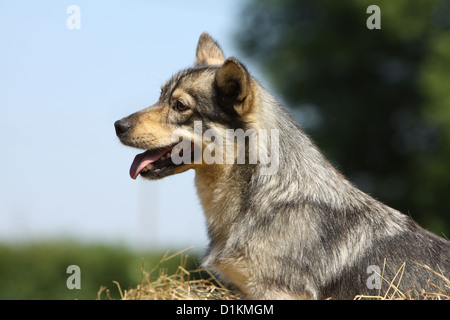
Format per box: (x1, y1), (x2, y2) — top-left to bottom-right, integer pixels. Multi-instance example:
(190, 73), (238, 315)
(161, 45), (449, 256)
(115, 32), (449, 299)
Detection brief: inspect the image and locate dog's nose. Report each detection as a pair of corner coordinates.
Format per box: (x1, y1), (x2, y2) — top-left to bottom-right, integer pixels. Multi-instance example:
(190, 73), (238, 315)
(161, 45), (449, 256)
(114, 119), (130, 137)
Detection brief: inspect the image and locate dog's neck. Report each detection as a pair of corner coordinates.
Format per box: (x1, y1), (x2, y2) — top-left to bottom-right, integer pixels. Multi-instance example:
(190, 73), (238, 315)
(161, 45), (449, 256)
(194, 162), (255, 246)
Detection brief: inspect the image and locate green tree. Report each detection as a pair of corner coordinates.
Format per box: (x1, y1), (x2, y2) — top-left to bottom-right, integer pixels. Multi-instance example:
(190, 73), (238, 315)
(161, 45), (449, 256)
(236, 0), (450, 236)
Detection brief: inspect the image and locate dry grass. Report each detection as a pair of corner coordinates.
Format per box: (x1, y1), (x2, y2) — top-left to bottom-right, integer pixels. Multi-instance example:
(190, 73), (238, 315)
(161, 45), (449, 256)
(112, 249), (448, 300)
(120, 248), (242, 300)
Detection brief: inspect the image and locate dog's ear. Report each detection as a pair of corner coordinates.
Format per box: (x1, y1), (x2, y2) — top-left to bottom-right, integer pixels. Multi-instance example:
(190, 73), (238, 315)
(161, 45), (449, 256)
(195, 32), (225, 66)
(215, 57), (253, 116)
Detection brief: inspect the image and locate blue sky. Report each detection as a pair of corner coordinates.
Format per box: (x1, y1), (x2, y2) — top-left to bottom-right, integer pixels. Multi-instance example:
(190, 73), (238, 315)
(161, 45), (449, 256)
(0, 0), (256, 251)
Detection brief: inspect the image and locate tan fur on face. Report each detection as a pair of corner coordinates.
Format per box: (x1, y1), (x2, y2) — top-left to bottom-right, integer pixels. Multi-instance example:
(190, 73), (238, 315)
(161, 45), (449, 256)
(119, 104), (173, 150)
(122, 87), (196, 151)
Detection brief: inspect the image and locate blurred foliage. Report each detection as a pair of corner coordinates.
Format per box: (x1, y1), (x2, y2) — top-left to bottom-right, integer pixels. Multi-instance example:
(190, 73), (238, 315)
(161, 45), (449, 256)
(236, 0), (450, 236)
(0, 241), (200, 299)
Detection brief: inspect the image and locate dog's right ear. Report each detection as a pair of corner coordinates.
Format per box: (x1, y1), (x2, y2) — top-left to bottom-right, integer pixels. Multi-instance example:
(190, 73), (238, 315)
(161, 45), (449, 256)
(195, 32), (225, 66)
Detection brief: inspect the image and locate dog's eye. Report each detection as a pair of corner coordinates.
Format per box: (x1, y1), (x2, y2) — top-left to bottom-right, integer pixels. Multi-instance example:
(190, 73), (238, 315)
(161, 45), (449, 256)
(173, 100), (190, 112)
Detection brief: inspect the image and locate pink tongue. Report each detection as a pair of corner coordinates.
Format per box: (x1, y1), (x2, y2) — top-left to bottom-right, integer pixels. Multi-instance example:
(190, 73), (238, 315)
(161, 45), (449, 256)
(129, 149), (169, 180)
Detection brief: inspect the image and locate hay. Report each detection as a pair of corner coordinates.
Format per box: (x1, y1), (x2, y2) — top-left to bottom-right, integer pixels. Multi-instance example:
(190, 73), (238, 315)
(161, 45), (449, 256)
(116, 249), (448, 300)
(121, 248), (242, 300)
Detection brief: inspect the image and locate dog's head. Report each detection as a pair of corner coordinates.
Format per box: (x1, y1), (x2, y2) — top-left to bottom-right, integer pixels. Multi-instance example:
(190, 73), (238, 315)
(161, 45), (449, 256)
(115, 33), (257, 180)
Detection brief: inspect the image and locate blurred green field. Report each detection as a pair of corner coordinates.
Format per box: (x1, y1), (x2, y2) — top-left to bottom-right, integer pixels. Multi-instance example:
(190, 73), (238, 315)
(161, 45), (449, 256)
(0, 241), (200, 300)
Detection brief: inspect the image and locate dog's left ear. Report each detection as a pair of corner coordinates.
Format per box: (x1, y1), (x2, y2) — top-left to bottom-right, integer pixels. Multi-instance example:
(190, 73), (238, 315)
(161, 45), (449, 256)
(215, 57), (253, 116)
(195, 32), (226, 66)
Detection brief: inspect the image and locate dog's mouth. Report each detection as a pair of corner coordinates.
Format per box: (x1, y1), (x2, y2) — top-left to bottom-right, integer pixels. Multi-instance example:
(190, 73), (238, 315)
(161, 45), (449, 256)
(129, 143), (195, 180)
